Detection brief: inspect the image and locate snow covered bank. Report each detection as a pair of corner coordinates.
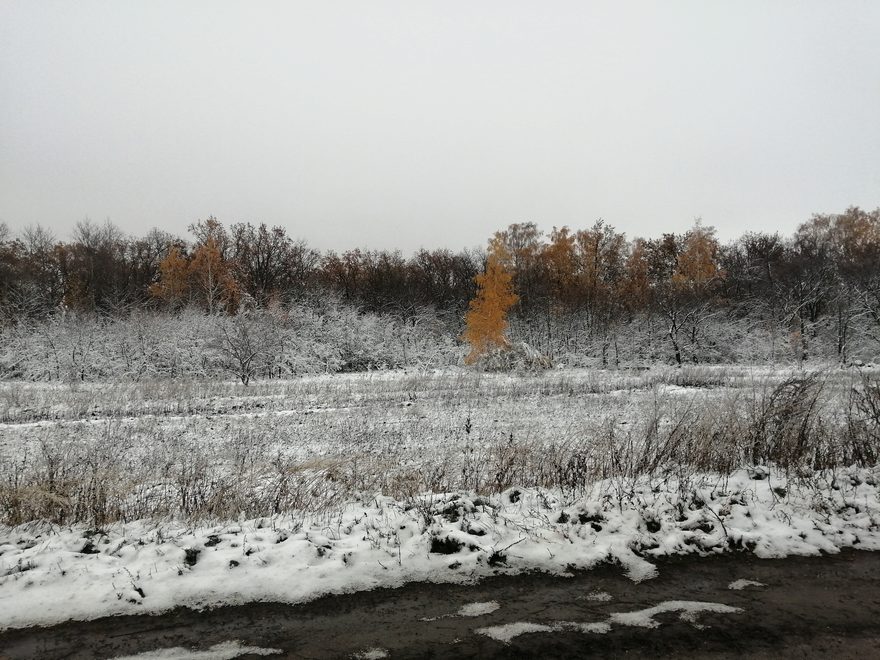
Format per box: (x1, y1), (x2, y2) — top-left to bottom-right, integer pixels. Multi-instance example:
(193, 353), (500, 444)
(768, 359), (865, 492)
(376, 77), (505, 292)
(2, 467), (878, 631)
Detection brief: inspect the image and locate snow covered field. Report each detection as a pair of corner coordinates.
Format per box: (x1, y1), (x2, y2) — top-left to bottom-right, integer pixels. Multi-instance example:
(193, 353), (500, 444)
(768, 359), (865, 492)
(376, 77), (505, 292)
(1, 365), (878, 631)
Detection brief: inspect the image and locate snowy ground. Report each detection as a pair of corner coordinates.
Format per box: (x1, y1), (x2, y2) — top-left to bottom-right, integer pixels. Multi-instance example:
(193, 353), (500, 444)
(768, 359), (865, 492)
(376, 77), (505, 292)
(0, 365), (878, 632)
(1, 467), (878, 631)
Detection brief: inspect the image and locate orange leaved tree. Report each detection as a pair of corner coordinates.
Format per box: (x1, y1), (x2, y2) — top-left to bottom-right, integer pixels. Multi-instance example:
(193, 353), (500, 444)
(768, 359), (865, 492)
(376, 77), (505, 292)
(189, 236), (240, 314)
(463, 238), (519, 364)
(148, 245), (191, 309)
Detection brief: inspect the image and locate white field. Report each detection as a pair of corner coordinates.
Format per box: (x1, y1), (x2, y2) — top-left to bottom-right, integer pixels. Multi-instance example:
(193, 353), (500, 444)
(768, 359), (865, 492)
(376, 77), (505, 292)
(0, 365), (878, 630)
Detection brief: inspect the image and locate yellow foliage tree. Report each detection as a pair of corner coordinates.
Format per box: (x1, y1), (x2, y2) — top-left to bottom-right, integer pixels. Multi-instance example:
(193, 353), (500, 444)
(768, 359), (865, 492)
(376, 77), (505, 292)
(463, 238), (519, 364)
(622, 238), (651, 311)
(149, 246), (191, 308)
(149, 215), (242, 314)
(673, 222), (723, 290)
(189, 236), (240, 314)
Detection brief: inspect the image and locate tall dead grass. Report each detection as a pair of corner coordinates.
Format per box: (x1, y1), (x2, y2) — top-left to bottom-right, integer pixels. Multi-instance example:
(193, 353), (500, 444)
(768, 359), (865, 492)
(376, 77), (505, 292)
(0, 367), (877, 526)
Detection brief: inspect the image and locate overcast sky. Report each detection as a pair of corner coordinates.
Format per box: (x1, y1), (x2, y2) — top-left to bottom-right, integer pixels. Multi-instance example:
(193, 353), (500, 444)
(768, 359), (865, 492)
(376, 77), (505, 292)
(1, 1), (878, 252)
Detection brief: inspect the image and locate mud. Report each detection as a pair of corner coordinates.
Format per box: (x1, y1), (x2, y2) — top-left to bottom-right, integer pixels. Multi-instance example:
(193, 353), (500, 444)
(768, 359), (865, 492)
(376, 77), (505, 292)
(2, 550), (879, 659)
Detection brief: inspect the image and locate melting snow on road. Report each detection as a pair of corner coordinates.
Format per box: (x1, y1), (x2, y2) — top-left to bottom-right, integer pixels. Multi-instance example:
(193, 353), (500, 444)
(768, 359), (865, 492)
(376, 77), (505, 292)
(607, 600), (742, 628)
(352, 649), (389, 660)
(477, 622), (557, 643)
(477, 600), (740, 642)
(421, 600), (500, 621)
(111, 640), (282, 659)
(457, 601), (501, 617)
(728, 579), (766, 590)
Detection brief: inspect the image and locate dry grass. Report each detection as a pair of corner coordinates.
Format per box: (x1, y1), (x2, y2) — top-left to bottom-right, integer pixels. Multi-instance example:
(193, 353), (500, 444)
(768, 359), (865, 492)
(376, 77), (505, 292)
(0, 366), (877, 527)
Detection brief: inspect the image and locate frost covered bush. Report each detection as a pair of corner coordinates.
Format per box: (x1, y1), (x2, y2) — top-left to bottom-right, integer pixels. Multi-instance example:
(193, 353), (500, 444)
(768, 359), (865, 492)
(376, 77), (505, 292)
(0, 299), (462, 382)
(469, 341), (552, 373)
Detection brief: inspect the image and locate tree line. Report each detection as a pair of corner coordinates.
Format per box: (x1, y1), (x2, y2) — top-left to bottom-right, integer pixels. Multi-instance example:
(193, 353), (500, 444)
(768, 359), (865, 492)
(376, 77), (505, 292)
(0, 216), (481, 321)
(1, 206), (878, 376)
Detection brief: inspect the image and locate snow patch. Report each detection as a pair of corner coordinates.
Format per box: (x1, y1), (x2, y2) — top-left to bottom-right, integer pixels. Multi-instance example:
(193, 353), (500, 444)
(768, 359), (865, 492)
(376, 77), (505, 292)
(457, 601), (501, 617)
(608, 600), (741, 629)
(476, 622), (555, 643)
(110, 641), (282, 659)
(352, 649), (389, 660)
(571, 621), (613, 634)
(421, 600), (500, 621)
(477, 619), (612, 643)
(477, 601), (741, 643)
(728, 579), (766, 590)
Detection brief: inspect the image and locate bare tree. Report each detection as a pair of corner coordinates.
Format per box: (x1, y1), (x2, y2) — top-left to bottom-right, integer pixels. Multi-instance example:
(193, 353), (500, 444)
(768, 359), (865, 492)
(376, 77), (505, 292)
(215, 315), (261, 385)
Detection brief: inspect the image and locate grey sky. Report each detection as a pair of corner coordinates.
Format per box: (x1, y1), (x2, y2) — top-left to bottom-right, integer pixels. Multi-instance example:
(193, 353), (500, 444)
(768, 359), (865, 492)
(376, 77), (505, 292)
(1, 1), (878, 253)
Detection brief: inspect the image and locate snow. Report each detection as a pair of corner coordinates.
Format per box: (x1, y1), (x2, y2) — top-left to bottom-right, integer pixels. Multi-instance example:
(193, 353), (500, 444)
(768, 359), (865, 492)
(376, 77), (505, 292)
(477, 622), (556, 643)
(457, 601), (501, 617)
(352, 649), (389, 660)
(421, 600), (500, 621)
(728, 579), (766, 590)
(0, 367), (878, 631)
(110, 641), (282, 659)
(573, 621), (613, 634)
(1, 467), (878, 631)
(476, 600), (740, 643)
(608, 600), (742, 629)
